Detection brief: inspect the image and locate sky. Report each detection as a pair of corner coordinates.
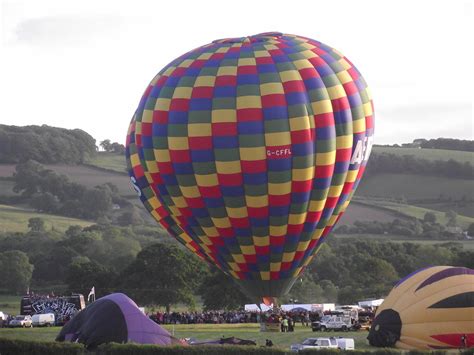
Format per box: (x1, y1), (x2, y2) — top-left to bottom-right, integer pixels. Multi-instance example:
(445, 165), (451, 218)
(1, 0), (472, 145)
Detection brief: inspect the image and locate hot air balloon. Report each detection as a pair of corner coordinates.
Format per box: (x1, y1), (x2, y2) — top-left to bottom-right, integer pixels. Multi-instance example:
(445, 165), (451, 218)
(368, 266), (474, 349)
(126, 32), (374, 303)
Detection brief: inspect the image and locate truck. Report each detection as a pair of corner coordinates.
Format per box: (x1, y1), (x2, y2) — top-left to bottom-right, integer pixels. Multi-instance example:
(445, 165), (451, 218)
(336, 338), (355, 350)
(32, 313), (55, 327)
(8, 315), (33, 328)
(311, 315), (359, 332)
(290, 337), (338, 352)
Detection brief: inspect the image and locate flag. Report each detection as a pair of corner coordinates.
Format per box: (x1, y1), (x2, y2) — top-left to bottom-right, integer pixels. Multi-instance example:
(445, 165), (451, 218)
(87, 286), (95, 302)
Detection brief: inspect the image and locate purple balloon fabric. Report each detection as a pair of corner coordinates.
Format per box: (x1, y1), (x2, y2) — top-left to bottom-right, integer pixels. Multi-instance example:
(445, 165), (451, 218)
(56, 293), (172, 347)
(102, 293), (172, 345)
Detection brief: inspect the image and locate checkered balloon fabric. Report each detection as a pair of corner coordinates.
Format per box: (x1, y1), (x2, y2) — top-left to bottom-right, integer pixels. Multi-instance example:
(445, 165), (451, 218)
(126, 32), (374, 299)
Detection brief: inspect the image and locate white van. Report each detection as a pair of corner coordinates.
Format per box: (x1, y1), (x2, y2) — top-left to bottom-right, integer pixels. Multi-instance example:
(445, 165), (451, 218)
(290, 337), (338, 352)
(32, 313), (55, 327)
(337, 338), (355, 350)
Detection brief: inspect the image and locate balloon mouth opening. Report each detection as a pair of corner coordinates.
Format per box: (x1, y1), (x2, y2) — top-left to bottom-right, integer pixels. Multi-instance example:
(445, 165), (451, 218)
(213, 32), (283, 44)
(262, 297), (276, 307)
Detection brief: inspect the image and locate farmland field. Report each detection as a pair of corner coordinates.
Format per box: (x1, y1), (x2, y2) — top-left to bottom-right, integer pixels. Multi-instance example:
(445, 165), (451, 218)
(0, 204), (93, 233)
(0, 164), (133, 198)
(337, 202), (404, 225)
(357, 199), (474, 229)
(372, 146), (473, 164)
(335, 234), (474, 250)
(86, 152), (127, 173)
(0, 295), (20, 316)
(356, 173), (474, 201)
(0, 323), (373, 350)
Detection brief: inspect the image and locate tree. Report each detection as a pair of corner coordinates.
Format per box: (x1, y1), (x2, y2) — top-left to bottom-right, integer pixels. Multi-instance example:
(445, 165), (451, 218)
(0, 124), (96, 164)
(110, 142), (125, 154)
(31, 192), (60, 213)
(199, 269), (249, 310)
(119, 243), (205, 311)
(445, 210), (458, 227)
(99, 139), (112, 152)
(423, 212), (437, 224)
(65, 225), (83, 239)
(79, 187), (113, 220)
(285, 275), (326, 303)
(66, 260), (116, 297)
(28, 217), (46, 232)
(117, 207), (144, 226)
(0, 250), (34, 293)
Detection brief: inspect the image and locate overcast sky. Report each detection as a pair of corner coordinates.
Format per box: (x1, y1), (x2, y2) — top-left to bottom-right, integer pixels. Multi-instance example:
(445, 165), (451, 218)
(1, 0), (472, 145)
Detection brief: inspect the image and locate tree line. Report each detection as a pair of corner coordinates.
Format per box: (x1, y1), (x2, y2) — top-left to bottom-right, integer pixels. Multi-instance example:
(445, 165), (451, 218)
(0, 222), (471, 310)
(376, 138), (474, 152)
(9, 161), (128, 220)
(0, 125), (97, 164)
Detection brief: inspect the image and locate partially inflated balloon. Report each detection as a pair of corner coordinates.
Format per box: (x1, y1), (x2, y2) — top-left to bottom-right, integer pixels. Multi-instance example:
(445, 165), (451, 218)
(368, 266), (474, 349)
(126, 32), (374, 300)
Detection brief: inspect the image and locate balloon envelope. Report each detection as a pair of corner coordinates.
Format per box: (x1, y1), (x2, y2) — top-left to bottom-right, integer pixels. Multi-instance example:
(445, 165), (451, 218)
(126, 32), (374, 299)
(368, 266), (474, 349)
(56, 293), (173, 348)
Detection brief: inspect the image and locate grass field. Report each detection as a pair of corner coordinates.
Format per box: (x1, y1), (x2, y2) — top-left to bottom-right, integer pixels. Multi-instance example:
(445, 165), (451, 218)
(0, 324), (372, 350)
(86, 152), (127, 173)
(0, 204), (93, 233)
(0, 295), (20, 316)
(356, 173), (474, 201)
(358, 199), (474, 230)
(336, 234), (474, 250)
(337, 202), (404, 225)
(372, 146), (474, 164)
(0, 164), (133, 198)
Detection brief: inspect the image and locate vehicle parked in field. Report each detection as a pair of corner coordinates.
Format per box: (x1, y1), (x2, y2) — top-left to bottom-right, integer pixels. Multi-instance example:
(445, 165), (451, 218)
(0, 311), (6, 328)
(311, 315), (359, 331)
(336, 338), (355, 350)
(32, 313), (55, 327)
(8, 315), (33, 328)
(290, 337), (338, 352)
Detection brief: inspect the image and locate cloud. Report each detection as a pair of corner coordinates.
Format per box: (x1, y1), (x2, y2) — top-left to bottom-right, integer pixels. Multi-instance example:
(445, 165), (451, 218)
(375, 103), (473, 144)
(12, 14), (132, 47)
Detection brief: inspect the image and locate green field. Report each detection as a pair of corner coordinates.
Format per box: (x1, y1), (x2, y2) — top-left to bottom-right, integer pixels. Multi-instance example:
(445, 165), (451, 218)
(0, 324), (372, 350)
(0, 295), (20, 316)
(373, 146), (474, 164)
(336, 234), (474, 250)
(0, 163), (133, 198)
(356, 199), (474, 229)
(0, 204), (93, 233)
(86, 148), (474, 174)
(86, 152), (127, 173)
(356, 173), (474, 201)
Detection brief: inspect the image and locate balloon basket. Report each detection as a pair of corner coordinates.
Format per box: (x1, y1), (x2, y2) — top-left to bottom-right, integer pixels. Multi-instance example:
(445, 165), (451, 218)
(259, 322), (281, 332)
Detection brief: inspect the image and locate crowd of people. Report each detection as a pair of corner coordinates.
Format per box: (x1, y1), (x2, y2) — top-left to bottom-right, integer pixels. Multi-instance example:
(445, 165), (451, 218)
(148, 309), (320, 327)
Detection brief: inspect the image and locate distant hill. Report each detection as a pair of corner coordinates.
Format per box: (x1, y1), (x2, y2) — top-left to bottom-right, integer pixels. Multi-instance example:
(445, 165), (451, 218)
(0, 131), (472, 234)
(373, 146), (473, 164)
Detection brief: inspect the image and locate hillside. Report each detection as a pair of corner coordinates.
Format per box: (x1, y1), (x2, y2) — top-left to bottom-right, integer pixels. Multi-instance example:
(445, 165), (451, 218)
(357, 173), (473, 202)
(0, 146), (472, 234)
(373, 146), (473, 163)
(85, 152), (127, 173)
(0, 163), (134, 197)
(0, 204), (93, 233)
